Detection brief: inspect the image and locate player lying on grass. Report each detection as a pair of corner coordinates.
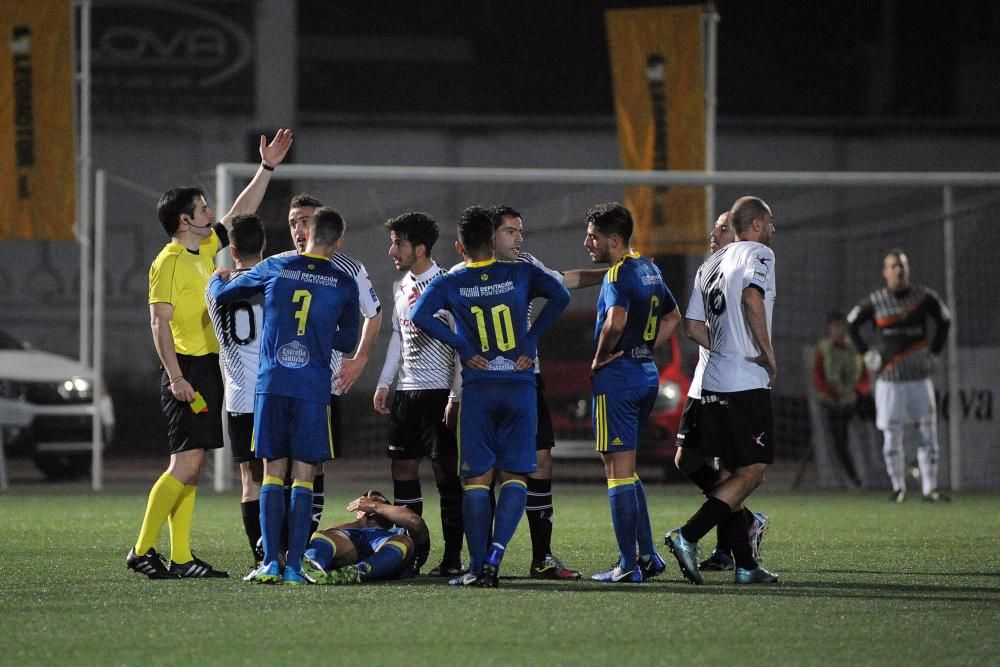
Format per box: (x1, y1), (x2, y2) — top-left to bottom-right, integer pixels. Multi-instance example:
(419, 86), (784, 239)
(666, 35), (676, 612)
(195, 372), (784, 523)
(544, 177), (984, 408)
(300, 490), (430, 584)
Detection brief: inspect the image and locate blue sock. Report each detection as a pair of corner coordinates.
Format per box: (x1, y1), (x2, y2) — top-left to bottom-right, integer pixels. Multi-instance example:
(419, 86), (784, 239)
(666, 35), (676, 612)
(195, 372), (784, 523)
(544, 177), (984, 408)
(357, 543), (406, 581)
(489, 479), (528, 565)
(304, 534), (335, 570)
(633, 474), (655, 558)
(608, 479), (639, 572)
(259, 478), (285, 566)
(287, 482), (314, 572)
(462, 485), (492, 574)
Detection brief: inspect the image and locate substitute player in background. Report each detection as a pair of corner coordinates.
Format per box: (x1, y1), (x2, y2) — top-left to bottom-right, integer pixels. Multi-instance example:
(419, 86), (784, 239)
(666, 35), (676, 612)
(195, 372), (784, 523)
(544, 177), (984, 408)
(846, 249), (951, 503)
(210, 207), (360, 585)
(301, 490), (430, 585)
(126, 128), (292, 580)
(667, 196), (779, 585)
(284, 194), (383, 531)
(373, 211), (465, 577)
(674, 212), (769, 572)
(411, 206), (570, 586)
(583, 202), (680, 584)
(206, 214), (267, 570)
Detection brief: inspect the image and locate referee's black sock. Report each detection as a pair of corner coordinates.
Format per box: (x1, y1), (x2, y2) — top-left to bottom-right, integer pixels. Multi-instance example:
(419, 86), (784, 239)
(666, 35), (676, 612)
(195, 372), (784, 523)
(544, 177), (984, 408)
(721, 509), (756, 570)
(310, 473), (325, 535)
(681, 497), (732, 544)
(437, 479), (464, 565)
(393, 478), (423, 516)
(525, 477), (554, 563)
(240, 499), (262, 562)
(685, 464), (722, 496)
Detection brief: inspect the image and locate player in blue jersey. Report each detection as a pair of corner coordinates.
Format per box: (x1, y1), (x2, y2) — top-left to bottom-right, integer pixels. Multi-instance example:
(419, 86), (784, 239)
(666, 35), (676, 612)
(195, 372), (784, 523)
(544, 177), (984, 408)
(208, 207), (360, 585)
(410, 206), (570, 586)
(300, 489), (430, 585)
(583, 203), (681, 584)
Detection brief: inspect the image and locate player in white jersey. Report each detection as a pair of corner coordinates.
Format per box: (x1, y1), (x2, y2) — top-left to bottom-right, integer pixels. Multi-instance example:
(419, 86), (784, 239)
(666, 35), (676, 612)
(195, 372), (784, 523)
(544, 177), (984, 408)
(284, 194), (383, 532)
(666, 196), (779, 585)
(374, 211), (464, 576)
(673, 212), (769, 572)
(206, 214), (267, 568)
(846, 249), (951, 503)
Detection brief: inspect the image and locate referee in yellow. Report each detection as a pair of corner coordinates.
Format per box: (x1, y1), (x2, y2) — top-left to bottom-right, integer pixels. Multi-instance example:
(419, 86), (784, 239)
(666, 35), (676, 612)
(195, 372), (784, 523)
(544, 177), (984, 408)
(126, 129), (293, 579)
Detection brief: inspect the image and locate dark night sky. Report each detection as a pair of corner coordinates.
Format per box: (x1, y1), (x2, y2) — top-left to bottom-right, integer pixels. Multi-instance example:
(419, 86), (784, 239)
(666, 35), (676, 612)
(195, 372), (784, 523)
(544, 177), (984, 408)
(296, 0), (1000, 122)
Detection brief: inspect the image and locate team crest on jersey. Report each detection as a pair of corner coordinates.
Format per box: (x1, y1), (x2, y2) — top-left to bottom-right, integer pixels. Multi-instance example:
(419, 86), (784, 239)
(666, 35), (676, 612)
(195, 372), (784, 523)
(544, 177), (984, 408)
(487, 356), (517, 372)
(480, 273), (489, 281)
(277, 340), (309, 368)
(308, 263), (316, 270)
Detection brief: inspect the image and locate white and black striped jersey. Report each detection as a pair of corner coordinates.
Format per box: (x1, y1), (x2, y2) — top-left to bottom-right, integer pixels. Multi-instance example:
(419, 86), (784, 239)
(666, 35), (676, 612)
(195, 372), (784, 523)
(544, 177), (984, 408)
(846, 285), (950, 382)
(686, 240), (776, 392)
(207, 268), (262, 413)
(276, 250), (381, 395)
(687, 346), (710, 400)
(377, 262), (460, 392)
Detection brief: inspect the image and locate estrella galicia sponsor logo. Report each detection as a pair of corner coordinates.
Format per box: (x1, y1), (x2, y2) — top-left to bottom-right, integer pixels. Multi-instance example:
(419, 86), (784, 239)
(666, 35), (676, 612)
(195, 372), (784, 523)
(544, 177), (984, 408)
(277, 340), (309, 369)
(487, 356), (517, 372)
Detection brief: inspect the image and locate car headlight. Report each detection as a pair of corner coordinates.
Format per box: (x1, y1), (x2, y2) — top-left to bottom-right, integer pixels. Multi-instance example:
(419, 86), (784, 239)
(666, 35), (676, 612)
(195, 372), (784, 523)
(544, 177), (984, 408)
(58, 376), (93, 400)
(653, 380), (682, 411)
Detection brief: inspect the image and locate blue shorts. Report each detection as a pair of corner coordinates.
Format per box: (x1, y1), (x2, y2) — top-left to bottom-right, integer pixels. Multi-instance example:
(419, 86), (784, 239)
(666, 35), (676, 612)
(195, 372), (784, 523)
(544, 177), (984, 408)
(458, 381), (537, 477)
(253, 394), (333, 463)
(337, 526), (415, 579)
(592, 385), (658, 452)
(339, 526), (406, 560)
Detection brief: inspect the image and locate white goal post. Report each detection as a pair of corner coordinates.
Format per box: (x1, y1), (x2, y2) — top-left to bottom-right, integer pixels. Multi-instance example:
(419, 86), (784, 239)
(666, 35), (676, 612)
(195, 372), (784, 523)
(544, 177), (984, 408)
(211, 163), (1000, 493)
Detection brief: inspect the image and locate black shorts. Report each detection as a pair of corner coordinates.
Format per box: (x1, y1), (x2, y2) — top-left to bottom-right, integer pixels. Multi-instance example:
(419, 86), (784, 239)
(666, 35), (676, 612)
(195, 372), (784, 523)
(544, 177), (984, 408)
(387, 389), (457, 461)
(535, 374), (555, 451)
(700, 388), (774, 467)
(160, 354), (223, 454)
(329, 393), (343, 459)
(227, 412), (254, 463)
(675, 395), (701, 449)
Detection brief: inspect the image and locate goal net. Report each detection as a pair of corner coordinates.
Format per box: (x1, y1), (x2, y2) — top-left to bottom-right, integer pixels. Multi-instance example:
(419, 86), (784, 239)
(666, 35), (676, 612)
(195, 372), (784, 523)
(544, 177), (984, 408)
(214, 163), (1000, 491)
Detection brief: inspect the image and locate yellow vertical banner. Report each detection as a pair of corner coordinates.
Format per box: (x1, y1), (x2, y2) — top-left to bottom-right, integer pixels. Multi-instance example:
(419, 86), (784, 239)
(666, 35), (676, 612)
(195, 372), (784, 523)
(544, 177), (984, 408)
(0, 0), (75, 240)
(606, 6), (705, 255)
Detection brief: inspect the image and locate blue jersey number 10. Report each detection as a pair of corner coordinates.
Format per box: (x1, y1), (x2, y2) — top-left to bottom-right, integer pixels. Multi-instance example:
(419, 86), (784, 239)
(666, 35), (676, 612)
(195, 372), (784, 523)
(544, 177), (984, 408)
(471, 304), (516, 352)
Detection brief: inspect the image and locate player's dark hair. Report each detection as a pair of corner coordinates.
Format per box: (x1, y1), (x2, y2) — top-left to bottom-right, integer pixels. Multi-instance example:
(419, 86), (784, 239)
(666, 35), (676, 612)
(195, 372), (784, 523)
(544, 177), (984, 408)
(827, 309), (845, 324)
(365, 489), (389, 504)
(457, 206), (495, 252)
(385, 212), (439, 255)
(156, 187), (205, 237)
(730, 196), (771, 235)
(230, 214), (266, 260)
(310, 206), (346, 246)
(585, 202), (633, 244)
(289, 193), (323, 210)
(489, 205), (521, 230)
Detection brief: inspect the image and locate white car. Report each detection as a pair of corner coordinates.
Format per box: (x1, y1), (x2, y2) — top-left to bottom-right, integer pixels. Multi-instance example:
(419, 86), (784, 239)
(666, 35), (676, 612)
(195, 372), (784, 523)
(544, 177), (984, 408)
(0, 328), (114, 480)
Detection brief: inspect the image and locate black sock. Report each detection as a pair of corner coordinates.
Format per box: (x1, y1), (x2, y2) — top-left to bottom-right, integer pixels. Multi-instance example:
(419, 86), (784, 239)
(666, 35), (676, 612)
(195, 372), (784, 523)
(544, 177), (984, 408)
(310, 473), (325, 534)
(393, 478), (423, 516)
(681, 496), (732, 544)
(240, 500), (262, 561)
(685, 464), (722, 496)
(437, 479), (464, 564)
(722, 509), (756, 570)
(525, 478), (554, 563)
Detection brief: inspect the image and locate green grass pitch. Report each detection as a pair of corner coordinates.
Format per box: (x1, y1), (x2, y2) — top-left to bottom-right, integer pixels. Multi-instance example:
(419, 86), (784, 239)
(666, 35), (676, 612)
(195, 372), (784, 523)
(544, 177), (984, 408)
(1, 486), (997, 665)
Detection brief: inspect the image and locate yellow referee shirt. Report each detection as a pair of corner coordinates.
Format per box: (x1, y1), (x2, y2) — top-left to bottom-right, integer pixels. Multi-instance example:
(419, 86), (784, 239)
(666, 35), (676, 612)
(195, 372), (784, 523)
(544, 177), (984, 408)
(148, 229), (223, 357)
